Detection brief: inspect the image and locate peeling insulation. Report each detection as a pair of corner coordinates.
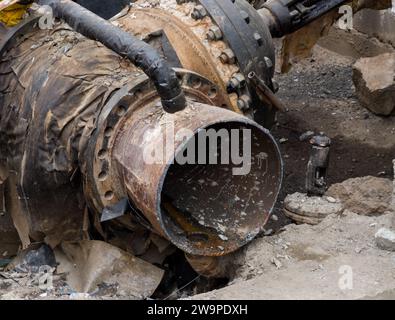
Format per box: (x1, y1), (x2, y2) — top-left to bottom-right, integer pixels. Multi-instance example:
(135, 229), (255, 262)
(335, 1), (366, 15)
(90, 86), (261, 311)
(0, 24), (140, 247)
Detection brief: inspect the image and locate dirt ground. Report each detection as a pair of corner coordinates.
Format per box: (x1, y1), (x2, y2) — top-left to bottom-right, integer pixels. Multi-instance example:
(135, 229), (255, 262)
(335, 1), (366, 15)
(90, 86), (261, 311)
(191, 211), (395, 300)
(266, 34), (395, 231)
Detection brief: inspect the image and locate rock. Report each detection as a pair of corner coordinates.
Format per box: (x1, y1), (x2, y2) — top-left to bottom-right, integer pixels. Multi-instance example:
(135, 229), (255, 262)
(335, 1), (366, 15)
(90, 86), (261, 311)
(375, 228), (395, 251)
(8, 244), (57, 273)
(271, 214), (278, 221)
(192, 211), (395, 300)
(55, 240), (164, 298)
(326, 176), (393, 216)
(352, 53), (395, 116)
(284, 192), (344, 225)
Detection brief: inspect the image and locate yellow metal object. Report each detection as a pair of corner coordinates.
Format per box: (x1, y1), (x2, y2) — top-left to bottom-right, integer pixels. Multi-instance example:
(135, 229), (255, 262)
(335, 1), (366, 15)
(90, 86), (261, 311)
(0, 3), (30, 27)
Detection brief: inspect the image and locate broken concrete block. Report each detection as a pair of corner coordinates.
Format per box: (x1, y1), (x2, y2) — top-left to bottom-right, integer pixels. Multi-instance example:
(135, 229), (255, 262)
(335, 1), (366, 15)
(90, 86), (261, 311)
(326, 176), (393, 216)
(352, 52), (395, 116)
(55, 240), (164, 299)
(375, 228), (395, 251)
(7, 243), (57, 273)
(284, 192), (344, 225)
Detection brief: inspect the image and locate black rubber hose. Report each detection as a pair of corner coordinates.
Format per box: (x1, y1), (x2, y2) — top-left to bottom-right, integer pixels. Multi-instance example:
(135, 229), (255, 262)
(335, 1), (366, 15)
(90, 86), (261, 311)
(37, 0), (186, 113)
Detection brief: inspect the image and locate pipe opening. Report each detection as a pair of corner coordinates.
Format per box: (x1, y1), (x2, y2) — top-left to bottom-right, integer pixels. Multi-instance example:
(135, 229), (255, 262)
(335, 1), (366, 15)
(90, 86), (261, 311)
(160, 121), (282, 256)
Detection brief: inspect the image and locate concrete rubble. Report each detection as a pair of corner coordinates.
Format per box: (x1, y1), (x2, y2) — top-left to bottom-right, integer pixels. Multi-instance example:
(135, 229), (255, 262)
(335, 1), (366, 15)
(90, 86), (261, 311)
(0, 241), (164, 300)
(375, 228), (395, 252)
(352, 52), (395, 116)
(326, 176), (393, 216)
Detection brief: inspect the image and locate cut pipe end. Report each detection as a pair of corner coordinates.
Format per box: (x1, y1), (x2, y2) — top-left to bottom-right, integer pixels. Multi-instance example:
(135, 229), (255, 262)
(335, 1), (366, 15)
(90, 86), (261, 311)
(160, 121), (283, 256)
(114, 102), (283, 257)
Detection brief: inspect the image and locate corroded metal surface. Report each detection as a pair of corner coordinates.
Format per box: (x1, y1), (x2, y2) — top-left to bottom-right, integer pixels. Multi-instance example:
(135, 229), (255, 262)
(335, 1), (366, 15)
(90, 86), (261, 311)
(117, 5), (238, 112)
(113, 101), (282, 256)
(125, 0), (278, 127)
(0, 2), (284, 273)
(0, 23), (140, 247)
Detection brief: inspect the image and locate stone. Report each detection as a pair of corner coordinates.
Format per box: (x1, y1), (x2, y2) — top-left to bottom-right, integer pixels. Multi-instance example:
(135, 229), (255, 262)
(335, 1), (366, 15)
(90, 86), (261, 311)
(326, 176), (393, 216)
(284, 192), (344, 225)
(352, 52), (395, 116)
(375, 228), (395, 251)
(8, 244), (57, 273)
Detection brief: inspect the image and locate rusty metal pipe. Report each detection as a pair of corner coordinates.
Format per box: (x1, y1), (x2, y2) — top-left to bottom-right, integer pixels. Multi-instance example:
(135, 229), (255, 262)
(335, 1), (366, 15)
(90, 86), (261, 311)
(113, 102), (283, 256)
(0, 4), (283, 271)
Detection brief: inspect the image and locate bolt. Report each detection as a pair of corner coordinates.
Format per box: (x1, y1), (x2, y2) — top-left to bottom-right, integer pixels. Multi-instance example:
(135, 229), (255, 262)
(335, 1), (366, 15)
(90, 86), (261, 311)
(191, 5), (207, 20)
(237, 95), (251, 111)
(220, 49), (236, 64)
(228, 73), (246, 91)
(254, 32), (263, 46)
(207, 26), (222, 41)
(240, 10), (250, 23)
(264, 56), (273, 69)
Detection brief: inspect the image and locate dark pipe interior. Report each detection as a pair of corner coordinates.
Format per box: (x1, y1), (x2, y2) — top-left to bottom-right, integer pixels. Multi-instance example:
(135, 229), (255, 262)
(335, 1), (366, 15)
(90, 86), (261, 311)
(73, 0), (130, 19)
(160, 122), (282, 256)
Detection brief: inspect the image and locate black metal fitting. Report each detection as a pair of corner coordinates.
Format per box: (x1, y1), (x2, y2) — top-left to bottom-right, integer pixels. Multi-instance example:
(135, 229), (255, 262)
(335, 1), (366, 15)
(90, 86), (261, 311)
(306, 133), (332, 196)
(38, 0), (186, 113)
(258, 0), (348, 38)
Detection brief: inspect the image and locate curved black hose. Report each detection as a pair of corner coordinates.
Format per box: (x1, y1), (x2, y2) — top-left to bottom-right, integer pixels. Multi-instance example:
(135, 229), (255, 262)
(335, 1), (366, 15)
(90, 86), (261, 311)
(38, 0), (186, 113)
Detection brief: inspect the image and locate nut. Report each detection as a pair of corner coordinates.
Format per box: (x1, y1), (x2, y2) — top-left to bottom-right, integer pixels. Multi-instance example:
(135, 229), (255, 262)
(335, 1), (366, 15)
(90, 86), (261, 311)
(272, 79), (279, 93)
(207, 26), (223, 41)
(228, 73), (246, 90)
(264, 56), (273, 69)
(237, 95), (251, 111)
(219, 49), (236, 64)
(191, 5), (207, 20)
(254, 32), (263, 46)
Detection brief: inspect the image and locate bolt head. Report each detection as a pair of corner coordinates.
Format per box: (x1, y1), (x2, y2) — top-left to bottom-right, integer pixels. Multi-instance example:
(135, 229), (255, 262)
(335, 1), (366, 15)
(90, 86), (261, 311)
(192, 5), (207, 20)
(254, 32), (263, 46)
(237, 95), (251, 111)
(264, 56), (273, 69)
(219, 49), (236, 64)
(232, 73), (246, 86)
(207, 26), (222, 41)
